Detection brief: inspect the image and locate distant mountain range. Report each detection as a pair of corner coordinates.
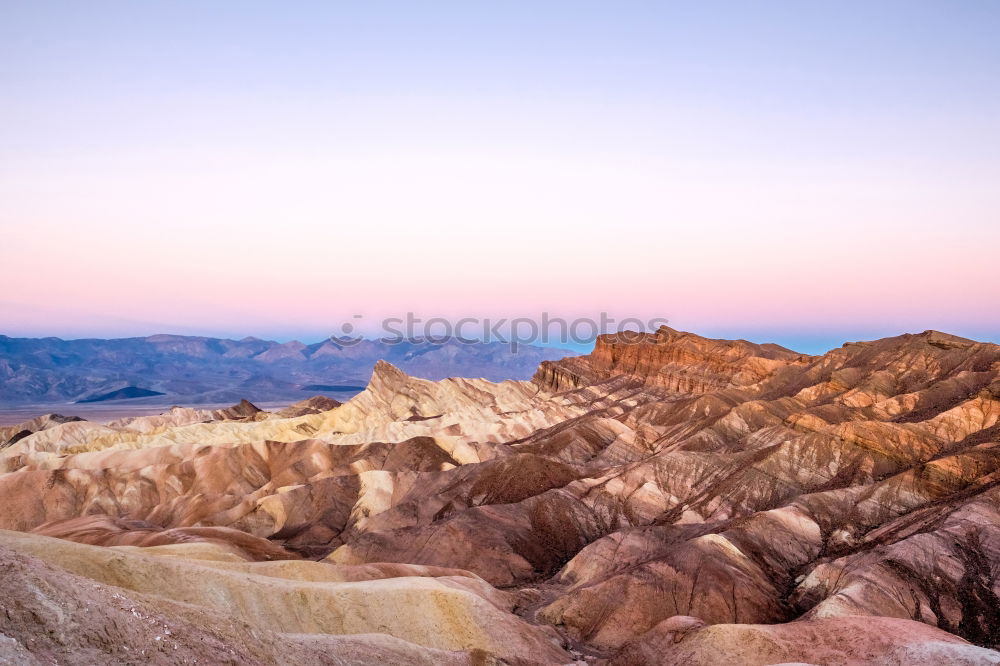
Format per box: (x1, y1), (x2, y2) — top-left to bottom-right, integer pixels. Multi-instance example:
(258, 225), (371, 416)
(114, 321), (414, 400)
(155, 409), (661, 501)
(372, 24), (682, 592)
(0, 334), (575, 405)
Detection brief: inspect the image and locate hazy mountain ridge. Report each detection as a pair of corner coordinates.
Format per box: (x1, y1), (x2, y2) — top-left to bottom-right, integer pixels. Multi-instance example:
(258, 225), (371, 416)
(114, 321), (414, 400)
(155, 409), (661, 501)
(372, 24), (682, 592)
(0, 334), (574, 405)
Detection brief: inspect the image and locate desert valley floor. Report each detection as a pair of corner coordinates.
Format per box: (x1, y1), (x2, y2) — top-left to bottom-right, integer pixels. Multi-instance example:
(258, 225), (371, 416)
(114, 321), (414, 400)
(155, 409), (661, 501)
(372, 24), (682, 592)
(1, 326), (999, 665)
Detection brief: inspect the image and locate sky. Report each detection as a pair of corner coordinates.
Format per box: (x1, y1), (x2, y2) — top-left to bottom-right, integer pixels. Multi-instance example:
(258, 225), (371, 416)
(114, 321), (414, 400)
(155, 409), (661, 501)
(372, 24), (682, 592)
(1, 1), (998, 354)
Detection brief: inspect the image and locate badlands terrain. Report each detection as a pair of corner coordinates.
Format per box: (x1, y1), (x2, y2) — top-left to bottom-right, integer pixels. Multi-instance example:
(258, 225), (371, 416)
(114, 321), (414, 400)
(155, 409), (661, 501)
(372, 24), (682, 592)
(1, 326), (1000, 664)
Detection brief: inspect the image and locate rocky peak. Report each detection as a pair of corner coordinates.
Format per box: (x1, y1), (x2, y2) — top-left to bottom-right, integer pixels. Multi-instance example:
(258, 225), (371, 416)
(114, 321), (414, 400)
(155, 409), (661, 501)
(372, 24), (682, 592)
(536, 326), (810, 394)
(276, 396), (342, 418)
(212, 399), (263, 421)
(369, 360), (410, 392)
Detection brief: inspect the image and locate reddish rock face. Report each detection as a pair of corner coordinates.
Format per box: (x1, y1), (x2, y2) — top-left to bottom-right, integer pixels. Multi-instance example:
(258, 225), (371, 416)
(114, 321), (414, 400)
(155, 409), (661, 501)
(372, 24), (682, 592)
(2, 326), (1000, 664)
(533, 326), (812, 394)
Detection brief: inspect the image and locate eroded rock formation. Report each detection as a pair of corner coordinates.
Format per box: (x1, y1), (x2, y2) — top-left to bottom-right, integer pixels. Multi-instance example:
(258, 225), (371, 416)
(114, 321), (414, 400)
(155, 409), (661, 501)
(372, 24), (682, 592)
(2, 326), (999, 664)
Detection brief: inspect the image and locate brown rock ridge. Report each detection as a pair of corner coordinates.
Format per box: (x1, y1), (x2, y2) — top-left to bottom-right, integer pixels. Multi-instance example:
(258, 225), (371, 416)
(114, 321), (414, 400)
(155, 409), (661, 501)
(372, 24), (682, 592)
(276, 395), (342, 418)
(0, 413), (83, 448)
(31, 515), (300, 561)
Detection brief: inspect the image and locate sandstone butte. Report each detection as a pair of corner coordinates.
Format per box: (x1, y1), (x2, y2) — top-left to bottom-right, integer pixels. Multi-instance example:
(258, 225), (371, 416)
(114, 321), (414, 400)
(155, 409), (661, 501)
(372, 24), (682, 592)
(1, 325), (999, 665)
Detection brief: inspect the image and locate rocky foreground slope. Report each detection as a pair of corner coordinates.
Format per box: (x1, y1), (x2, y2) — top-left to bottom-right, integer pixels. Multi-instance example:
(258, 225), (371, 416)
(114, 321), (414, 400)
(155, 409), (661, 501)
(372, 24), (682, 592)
(1, 326), (999, 664)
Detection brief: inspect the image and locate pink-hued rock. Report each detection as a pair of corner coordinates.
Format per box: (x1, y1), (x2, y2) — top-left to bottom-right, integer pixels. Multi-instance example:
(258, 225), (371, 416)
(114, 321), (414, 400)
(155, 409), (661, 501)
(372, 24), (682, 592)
(607, 616), (1000, 666)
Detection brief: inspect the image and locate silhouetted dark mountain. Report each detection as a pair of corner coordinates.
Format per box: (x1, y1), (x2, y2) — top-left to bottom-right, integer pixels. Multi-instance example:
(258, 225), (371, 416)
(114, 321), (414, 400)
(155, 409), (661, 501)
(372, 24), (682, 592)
(76, 387), (165, 403)
(0, 334), (574, 405)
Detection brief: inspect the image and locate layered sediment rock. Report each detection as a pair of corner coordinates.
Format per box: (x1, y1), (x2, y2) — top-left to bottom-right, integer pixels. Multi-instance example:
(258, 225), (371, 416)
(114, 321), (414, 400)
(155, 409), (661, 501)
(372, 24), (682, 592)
(0, 530), (567, 665)
(2, 326), (999, 664)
